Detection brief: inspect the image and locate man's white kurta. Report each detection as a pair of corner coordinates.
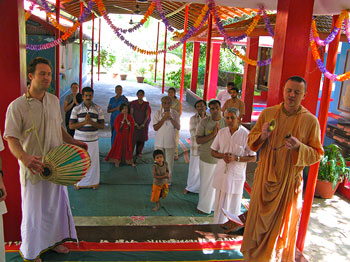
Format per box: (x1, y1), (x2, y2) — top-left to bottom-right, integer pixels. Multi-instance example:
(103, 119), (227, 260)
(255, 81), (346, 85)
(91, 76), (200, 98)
(185, 113), (203, 193)
(4, 93), (77, 261)
(0, 132), (7, 262)
(211, 126), (256, 223)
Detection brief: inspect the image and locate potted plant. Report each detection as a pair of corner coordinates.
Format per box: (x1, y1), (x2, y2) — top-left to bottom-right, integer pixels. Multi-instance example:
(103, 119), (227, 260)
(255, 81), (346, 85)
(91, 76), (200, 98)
(136, 67), (146, 83)
(315, 144), (350, 198)
(120, 71), (128, 81)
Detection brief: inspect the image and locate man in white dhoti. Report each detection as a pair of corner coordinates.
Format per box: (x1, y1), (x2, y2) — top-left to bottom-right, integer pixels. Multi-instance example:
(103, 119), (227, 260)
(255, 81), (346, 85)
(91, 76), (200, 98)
(196, 100), (226, 214)
(153, 96), (180, 185)
(183, 100), (207, 194)
(211, 108), (256, 224)
(70, 87), (105, 190)
(4, 57), (87, 262)
(0, 132), (7, 262)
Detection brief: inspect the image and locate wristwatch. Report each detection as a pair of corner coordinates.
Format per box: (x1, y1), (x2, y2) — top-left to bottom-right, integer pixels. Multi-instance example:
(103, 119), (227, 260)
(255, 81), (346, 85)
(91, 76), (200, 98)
(237, 156), (240, 162)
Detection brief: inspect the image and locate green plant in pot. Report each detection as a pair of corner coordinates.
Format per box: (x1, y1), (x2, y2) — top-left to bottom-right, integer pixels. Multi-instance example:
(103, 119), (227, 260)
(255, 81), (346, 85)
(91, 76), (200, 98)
(316, 144), (350, 198)
(136, 67), (146, 83)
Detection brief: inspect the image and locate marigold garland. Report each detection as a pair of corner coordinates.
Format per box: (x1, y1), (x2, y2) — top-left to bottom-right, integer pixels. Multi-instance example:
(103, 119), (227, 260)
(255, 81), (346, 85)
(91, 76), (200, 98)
(311, 10), (349, 46)
(310, 30), (350, 82)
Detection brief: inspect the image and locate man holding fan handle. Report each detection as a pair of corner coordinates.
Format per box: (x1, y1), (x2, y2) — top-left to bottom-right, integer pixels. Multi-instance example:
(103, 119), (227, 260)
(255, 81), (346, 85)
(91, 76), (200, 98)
(4, 57), (88, 262)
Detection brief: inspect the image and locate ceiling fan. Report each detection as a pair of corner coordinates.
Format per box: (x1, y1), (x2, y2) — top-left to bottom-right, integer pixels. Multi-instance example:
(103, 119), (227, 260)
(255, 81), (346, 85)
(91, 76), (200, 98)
(113, 4), (145, 15)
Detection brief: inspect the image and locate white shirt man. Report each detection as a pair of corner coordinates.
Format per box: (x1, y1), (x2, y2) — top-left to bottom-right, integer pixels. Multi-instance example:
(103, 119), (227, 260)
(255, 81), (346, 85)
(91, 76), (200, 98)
(70, 87), (105, 189)
(184, 100), (207, 194)
(0, 132), (7, 262)
(153, 96), (180, 184)
(217, 82), (235, 106)
(211, 108), (256, 223)
(4, 57), (87, 262)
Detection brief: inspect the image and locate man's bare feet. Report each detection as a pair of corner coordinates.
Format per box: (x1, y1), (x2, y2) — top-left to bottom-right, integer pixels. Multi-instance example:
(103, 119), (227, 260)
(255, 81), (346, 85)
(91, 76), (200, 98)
(183, 189), (188, 194)
(153, 206), (159, 211)
(34, 258), (42, 262)
(52, 244), (69, 254)
(92, 185), (99, 190)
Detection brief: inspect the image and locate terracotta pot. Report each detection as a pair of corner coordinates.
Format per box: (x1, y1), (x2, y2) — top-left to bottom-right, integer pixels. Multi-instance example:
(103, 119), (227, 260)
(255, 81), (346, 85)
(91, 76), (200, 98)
(136, 76), (144, 83)
(315, 179), (340, 199)
(120, 74), (127, 80)
(112, 73), (118, 78)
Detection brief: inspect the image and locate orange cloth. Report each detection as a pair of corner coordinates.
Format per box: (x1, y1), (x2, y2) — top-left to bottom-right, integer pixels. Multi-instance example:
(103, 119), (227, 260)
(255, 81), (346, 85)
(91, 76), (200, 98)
(151, 184), (169, 202)
(241, 103), (324, 262)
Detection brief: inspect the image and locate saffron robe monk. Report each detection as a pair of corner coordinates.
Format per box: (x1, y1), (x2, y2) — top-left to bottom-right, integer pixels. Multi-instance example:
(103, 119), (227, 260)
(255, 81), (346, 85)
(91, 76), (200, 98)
(241, 76), (324, 262)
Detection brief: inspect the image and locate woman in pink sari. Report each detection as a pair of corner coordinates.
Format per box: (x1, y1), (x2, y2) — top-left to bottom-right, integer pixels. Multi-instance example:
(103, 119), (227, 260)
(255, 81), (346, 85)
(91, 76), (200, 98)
(105, 104), (135, 167)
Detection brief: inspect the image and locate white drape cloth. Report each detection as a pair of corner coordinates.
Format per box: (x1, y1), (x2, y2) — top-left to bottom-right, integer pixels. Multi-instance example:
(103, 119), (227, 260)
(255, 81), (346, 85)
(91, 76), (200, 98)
(20, 180), (77, 260)
(76, 140), (100, 187)
(213, 190), (242, 224)
(197, 160), (216, 214)
(185, 155), (200, 193)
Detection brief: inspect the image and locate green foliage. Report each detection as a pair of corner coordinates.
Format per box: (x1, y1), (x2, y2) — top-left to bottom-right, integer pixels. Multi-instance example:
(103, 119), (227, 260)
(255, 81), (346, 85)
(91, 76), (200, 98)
(318, 144), (350, 189)
(88, 48), (116, 70)
(136, 67), (146, 76)
(165, 69), (191, 89)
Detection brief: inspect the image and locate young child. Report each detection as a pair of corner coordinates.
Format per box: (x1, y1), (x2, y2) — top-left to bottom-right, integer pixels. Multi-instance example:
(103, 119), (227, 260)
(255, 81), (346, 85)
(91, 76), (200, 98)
(151, 149), (170, 211)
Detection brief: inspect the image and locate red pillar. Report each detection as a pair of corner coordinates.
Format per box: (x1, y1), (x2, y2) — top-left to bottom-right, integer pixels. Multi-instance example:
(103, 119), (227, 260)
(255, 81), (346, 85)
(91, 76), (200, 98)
(154, 22), (160, 83)
(203, 13), (213, 101)
(179, 5), (189, 111)
(297, 15), (341, 252)
(98, 18), (101, 81)
(0, 0), (26, 241)
(302, 46), (325, 115)
(207, 42), (221, 101)
(91, 13), (94, 88)
(190, 42), (200, 94)
(267, 0), (315, 106)
(162, 26), (168, 94)
(241, 37), (259, 123)
(55, 0), (60, 98)
(79, 2), (83, 92)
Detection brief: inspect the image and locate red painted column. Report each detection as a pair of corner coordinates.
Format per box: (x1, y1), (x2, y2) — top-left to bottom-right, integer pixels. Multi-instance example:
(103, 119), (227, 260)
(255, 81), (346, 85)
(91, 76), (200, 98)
(154, 22), (160, 82)
(179, 5), (189, 111)
(79, 2), (83, 92)
(162, 26), (168, 94)
(190, 42), (200, 93)
(203, 13), (213, 101)
(302, 46), (325, 115)
(207, 42), (221, 101)
(98, 18), (101, 81)
(55, 0), (60, 98)
(241, 37), (259, 123)
(0, 0), (26, 241)
(91, 13), (94, 88)
(297, 15), (341, 252)
(267, 0), (315, 106)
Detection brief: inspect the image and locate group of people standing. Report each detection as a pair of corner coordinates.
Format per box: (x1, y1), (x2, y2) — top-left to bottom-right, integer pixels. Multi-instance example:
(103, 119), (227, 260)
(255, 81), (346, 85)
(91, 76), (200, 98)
(0, 56), (324, 262)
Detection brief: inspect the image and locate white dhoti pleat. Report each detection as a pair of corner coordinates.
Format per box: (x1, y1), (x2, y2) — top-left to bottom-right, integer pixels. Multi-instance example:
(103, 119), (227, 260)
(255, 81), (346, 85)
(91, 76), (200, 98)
(213, 190), (242, 224)
(185, 155), (200, 193)
(0, 202), (6, 262)
(20, 180), (77, 260)
(197, 160), (216, 214)
(77, 140), (100, 187)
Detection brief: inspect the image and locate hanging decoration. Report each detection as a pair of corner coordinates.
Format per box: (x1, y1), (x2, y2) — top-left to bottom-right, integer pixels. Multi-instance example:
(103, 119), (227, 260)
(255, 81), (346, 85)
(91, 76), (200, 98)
(25, 1), (35, 21)
(208, 0), (272, 66)
(153, 0), (175, 33)
(26, 0), (95, 50)
(311, 10), (350, 46)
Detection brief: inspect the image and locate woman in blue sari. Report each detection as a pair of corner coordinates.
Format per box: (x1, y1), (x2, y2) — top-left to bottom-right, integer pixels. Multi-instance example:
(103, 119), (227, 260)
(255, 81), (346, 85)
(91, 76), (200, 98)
(107, 85), (128, 145)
